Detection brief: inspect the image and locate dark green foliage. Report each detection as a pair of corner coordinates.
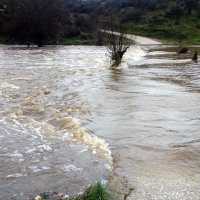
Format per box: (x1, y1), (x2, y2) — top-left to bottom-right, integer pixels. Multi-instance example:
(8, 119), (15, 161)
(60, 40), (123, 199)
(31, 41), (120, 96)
(64, 26), (80, 37)
(40, 192), (50, 200)
(121, 8), (142, 23)
(178, 46), (188, 54)
(1, 0), (200, 45)
(1, 0), (71, 46)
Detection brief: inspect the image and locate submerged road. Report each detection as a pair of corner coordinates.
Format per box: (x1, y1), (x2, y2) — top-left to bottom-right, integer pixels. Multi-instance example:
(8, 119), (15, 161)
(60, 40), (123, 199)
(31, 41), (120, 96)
(101, 30), (163, 45)
(127, 34), (163, 45)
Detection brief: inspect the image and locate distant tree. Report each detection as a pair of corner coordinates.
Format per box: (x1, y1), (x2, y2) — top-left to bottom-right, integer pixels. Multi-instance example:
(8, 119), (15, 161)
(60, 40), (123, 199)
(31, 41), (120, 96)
(121, 8), (142, 23)
(157, 0), (167, 9)
(184, 0), (199, 15)
(92, 18), (105, 46)
(94, 23), (105, 46)
(74, 13), (96, 33)
(0, 3), (11, 40)
(165, 5), (183, 19)
(92, 29), (104, 46)
(5, 0), (70, 46)
(0, 2), (6, 34)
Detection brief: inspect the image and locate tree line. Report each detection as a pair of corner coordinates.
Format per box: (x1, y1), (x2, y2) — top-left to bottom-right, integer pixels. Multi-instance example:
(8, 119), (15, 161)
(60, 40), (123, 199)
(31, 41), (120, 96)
(0, 0), (200, 46)
(0, 0), (71, 46)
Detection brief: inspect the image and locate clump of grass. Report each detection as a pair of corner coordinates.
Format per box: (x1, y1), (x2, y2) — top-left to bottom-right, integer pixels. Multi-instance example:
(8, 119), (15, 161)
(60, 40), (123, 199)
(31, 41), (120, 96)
(67, 181), (110, 200)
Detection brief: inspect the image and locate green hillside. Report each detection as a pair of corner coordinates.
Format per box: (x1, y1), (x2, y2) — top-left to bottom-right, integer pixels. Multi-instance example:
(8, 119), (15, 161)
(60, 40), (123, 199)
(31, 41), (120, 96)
(0, 0), (200, 45)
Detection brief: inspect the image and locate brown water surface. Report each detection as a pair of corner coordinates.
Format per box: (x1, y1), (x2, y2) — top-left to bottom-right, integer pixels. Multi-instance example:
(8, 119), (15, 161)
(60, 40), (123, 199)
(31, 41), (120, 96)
(0, 45), (200, 199)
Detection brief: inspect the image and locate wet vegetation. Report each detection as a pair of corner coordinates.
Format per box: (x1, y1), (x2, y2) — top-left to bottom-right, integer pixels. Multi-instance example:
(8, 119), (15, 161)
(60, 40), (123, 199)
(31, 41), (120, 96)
(105, 16), (132, 67)
(67, 181), (110, 200)
(0, 0), (200, 46)
(35, 181), (111, 200)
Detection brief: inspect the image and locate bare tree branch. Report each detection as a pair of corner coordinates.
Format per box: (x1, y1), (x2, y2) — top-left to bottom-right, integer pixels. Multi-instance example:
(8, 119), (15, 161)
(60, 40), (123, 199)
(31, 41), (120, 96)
(102, 16), (133, 67)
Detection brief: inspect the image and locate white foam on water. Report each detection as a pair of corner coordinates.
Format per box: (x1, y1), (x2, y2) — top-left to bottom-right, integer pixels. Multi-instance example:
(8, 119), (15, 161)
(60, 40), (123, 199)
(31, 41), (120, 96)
(148, 51), (175, 56)
(11, 77), (32, 81)
(6, 173), (27, 178)
(63, 195), (70, 198)
(1, 107), (55, 140)
(29, 166), (42, 173)
(31, 159), (40, 163)
(46, 117), (113, 165)
(79, 148), (88, 153)
(61, 164), (83, 172)
(124, 46), (146, 61)
(37, 144), (53, 151)
(1, 105), (113, 167)
(0, 82), (19, 89)
(93, 150), (97, 154)
(108, 46), (146, 68)
(25, 147), (36, 154)
(110, 61), (128, 69)
(10, 151), (23, 157)
(41, 166), (51, 170)
(104, 163), (112, 170)
(100, 179), (108, 186)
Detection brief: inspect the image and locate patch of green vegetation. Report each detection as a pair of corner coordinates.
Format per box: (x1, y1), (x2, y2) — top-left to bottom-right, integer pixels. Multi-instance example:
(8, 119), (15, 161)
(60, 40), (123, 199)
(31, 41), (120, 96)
(38, 181), (111, 200)
(67, 181), (110, 200)
(2, 0), (200, 45)
(125, 12), (200, 45)
(51, 32), (96, 45)
(59, 37), (95, 45)
(58, 36), (81, 45)
(0, 35), (8, 44)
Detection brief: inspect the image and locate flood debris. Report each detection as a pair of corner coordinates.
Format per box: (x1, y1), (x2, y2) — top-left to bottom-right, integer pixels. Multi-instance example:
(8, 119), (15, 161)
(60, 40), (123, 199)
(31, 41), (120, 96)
(31, 176), (133, 200)
(33, 191), (63, 200)
(192, 50), (198, 61)
(178, 46), (188, 54)
(35, 196), (42, 200)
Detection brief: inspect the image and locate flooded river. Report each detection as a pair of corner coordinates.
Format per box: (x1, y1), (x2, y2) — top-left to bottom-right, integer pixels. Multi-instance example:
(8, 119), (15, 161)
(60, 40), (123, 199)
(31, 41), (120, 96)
(0, 44), (200, 199)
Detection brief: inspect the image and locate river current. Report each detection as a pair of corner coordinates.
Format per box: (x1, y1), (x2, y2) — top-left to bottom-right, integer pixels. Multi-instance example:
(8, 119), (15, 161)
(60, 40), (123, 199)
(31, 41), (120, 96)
(0, 45), (200, 199)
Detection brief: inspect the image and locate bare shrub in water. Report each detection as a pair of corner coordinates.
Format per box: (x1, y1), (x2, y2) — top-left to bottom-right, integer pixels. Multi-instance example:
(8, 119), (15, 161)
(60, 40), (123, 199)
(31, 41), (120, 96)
(105, 16), (132, 67)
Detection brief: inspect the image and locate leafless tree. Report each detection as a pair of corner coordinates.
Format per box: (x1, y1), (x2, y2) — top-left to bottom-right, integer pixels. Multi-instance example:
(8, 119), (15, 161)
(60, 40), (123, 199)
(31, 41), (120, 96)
(105, 16), (132, 67)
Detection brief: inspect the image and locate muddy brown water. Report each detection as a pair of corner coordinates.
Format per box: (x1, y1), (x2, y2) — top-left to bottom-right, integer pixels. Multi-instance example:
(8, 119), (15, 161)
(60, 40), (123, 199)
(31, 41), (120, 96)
(0, 45), (200, 199)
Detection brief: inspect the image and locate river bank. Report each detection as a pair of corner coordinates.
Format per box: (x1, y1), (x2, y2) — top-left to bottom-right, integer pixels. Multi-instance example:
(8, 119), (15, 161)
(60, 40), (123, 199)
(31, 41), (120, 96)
(0, 32), (163, 46)
(32, 173), (133, 200)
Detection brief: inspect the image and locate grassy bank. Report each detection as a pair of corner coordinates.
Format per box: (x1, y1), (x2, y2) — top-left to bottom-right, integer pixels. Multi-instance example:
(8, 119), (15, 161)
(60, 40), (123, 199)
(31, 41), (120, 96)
(124, 13), (200, 45)
(1, 14), (200, 46)
(67, 181), (110, 200)
(34, 175), (133, 200)
(35, 181), (111, 200)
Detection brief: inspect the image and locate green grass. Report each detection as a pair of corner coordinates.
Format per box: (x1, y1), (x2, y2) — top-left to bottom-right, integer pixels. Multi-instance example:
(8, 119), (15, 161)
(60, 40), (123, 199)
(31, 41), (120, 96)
(53, 34), (96, 45)
(67, 181), (110, 200)
(0, 35), (9, 44)
(125, 12), (200, 45)
(38, 181), (111, 200)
